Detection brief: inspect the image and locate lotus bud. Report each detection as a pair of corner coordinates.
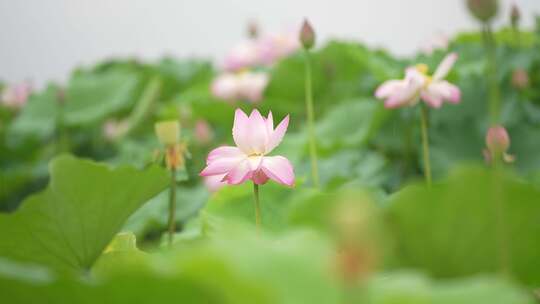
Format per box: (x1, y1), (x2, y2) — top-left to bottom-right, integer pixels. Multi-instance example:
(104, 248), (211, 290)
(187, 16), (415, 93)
(486, 125), (510, 152)
(299, 19), (315, 50)
(510, 3), (520, 28)
(154, 120), (180, 147)
(56, 88), (66, 105)
(247, 20), (259, 39)
(484, 125), (515, 164)
(194, 119), (214, 145)
(511, 68), (529, 89)
(467, 0), (498, 23)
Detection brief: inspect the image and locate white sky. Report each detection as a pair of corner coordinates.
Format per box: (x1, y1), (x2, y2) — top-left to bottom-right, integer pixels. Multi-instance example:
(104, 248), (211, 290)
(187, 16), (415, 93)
(0, 0), (539, 86)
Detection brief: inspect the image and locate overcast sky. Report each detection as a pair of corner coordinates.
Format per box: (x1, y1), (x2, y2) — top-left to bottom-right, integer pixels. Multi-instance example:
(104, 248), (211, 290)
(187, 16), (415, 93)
(1, 0), (539, 86)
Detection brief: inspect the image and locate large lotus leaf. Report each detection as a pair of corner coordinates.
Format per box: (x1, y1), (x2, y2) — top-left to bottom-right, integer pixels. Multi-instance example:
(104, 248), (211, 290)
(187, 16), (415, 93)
(386, 165), (540, 286)
(63, 70), (139, 126)
(9, 85), (60, 139)
(0, 155), (168, 275)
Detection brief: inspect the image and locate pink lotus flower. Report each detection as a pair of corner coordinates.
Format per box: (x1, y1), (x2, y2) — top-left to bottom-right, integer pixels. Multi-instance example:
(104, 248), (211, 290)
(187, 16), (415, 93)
(375, 53), (461, 109)
(211, 71), (269, 103)
(200, 109), (294, 187)
(203, 174), (227, 193)
(1, 82), (32, 109)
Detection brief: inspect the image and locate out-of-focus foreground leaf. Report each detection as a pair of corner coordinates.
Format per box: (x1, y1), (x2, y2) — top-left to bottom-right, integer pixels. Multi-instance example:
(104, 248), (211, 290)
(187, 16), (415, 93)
(387, 166), (540, 286)
(0, 155), (168, 275)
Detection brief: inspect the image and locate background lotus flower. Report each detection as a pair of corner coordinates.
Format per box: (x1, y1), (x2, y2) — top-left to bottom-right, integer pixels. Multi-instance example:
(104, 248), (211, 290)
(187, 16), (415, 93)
(194, 119), (214, 145)
(375, 53), (461, 109)
(511, 68), (529, 89)
(222, 40), (263, 72)
(103, 119), (129, 141)
(221, 30), (300, 72)
(211, 71), (269, 103)
(420, 33), (449, 55)
(258, 32), (300, 65)
(200, 108), (294, 187)
(1, 82), (32, 109)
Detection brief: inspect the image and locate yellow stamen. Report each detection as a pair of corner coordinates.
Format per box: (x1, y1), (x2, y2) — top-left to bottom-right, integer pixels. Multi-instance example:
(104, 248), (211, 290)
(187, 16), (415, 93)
(415, 64), (429, 75)
(415, 63), (432, 87)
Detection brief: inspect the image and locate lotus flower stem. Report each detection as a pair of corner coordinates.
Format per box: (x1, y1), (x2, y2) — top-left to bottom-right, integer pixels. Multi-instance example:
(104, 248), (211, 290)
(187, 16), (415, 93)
(303, 49), (320, 188)
(253, 183), (261, 232)
(420, 105), (432, 186)
(482, 24), (501, 124)
(167, 167), (177, 247)
(492, 167), (511, 276)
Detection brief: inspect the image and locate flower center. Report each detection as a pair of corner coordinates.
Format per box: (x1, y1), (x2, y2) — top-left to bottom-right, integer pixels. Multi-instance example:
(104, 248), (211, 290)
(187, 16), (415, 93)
(415, 64), (429, 75)
(415, 63), (433, 87)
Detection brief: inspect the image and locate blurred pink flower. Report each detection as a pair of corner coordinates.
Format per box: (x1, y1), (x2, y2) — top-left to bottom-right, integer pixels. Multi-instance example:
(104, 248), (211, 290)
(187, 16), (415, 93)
(200, 109), (294, 187)
(375, 53), (461, 109)
(221, 31), (300, 72)
(420, 33), (449, 55)
(258, 32), (300, 65)
(1, 82), (32, 109)
(203, 174), (227, 193)
(194, 119), (214, 145)
(222, 40), (263, 72)
(103, 119), (128, 140)
(211, 71), (269, 103)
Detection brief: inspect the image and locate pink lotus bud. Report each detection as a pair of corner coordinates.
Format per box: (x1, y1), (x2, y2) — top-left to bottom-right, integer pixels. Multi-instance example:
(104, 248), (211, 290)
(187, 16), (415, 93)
(484, 125), (515, 164)
(510, 3), (520, 28)
(467, 0), (498, 23)
(194, 119), (214, 145)
(511, 69), (529, 89)
(247, 20), (259, 39)
(486, 125), (510, 153)
(299, 19), (315, 50)
(56, 88), (66, 105)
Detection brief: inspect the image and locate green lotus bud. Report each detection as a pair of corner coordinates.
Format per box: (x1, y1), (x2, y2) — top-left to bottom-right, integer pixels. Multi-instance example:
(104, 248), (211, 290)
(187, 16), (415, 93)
(299, 19), (316, 50)
(154, 120), (180, 147)
(467, 0), (498, 23)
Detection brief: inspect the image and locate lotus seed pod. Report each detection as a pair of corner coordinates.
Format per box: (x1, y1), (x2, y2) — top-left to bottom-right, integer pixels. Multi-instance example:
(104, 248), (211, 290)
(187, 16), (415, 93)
(467, 0), (498, 23)
(154, 120), (180, 147)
